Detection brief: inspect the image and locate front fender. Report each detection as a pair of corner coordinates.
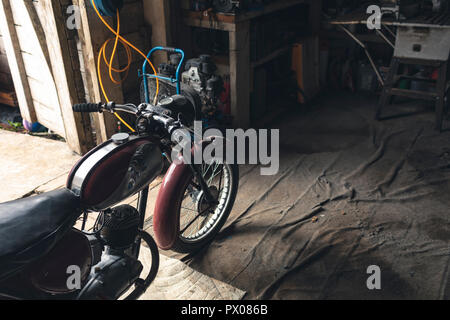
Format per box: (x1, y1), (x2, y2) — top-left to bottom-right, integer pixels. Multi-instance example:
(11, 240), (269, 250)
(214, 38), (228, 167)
(153, 161), (193, 250)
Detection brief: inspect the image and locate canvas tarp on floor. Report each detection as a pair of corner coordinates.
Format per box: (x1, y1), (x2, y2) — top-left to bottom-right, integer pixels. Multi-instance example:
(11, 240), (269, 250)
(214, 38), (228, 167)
(176, 92), (450, 299)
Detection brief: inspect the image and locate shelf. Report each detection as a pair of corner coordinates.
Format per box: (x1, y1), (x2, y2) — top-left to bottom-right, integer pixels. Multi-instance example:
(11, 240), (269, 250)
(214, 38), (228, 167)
(183, 0), (307, 31)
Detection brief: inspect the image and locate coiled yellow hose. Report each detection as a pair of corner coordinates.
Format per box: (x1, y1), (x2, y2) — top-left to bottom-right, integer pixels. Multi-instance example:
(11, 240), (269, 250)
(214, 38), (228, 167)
(91, 0), (160, 132)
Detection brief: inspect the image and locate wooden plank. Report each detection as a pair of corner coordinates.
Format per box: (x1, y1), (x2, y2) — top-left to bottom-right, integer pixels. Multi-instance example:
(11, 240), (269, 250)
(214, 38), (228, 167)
(0, 89), (17, 106)
(32, 98), (66, 137)
(36, 0), (94, 154)
(183, 12), (236, 32)
(0, 0), (37, 122)
(143, 0), (173, 65)
(229, 21), (250, 128)
(21, 52), (51, 81)
(23, 0), (53, 73)
(182, 0), (306, 28)
(27, 76), (60, 109)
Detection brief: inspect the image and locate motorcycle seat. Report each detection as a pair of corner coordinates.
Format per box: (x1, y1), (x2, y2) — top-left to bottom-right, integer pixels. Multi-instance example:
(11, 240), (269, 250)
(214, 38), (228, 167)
(0, 188), (81, 280)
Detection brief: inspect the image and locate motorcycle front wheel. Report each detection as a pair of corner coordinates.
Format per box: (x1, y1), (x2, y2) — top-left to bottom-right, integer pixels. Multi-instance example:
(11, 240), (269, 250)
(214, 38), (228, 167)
(170, 161), (239, 254)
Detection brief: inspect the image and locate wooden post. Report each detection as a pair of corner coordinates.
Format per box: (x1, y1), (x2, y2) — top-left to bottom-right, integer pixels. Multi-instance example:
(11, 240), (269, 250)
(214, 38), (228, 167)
(75, 0), (122, 143)
(142, 0), (172, 65)
(229, 20), (250, 128)
(0, 0), (37, 122)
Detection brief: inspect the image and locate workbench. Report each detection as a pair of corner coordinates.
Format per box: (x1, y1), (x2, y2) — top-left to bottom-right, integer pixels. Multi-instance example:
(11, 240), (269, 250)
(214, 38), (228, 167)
(327, 10), (450, 131)
(182, 0), (321, 127)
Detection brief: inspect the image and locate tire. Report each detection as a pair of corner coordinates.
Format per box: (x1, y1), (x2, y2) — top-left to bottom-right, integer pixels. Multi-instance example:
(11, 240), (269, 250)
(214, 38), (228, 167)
(170, 162), (239, 254)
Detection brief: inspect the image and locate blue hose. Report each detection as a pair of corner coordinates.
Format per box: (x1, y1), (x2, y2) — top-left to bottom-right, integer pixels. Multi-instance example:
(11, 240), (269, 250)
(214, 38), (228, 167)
(91, 0), (123, 17)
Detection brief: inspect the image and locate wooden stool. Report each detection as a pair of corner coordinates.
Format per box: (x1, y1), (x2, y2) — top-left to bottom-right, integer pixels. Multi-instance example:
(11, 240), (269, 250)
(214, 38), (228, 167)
(376, 57), (449, 131)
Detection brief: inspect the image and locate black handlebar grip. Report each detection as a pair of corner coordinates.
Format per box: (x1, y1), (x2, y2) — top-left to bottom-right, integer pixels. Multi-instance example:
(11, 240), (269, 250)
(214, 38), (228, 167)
(72, 103), (102, 113)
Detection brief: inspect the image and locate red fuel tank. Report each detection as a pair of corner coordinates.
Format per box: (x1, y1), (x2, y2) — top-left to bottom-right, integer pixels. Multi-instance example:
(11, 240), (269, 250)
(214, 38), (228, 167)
(67, 134), (163, 210)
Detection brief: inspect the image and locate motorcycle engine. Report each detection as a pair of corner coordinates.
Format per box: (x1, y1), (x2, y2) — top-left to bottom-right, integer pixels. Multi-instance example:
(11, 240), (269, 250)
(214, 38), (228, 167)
(100, 204), (140, 249)
(77, 205), (143, 300)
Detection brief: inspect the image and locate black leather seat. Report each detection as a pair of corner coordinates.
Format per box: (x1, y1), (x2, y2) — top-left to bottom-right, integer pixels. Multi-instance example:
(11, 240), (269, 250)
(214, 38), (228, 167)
(0, 189), (81, 281)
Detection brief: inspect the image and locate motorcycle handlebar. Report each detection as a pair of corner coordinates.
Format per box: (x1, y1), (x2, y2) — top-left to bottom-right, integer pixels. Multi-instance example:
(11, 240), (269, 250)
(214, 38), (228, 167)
(73, 101), (182, 135)
(72, 102), (138, 114)
(72, 103), (102, 113)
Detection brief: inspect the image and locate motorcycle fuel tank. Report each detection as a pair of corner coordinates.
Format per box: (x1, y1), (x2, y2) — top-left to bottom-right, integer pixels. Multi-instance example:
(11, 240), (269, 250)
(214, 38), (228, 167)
(67, 134), (164, 210)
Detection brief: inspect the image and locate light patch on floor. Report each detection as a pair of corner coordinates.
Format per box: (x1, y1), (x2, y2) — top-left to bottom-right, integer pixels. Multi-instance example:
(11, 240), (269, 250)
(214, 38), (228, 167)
(0, 130), (79, 202)
(138, 245), (245, 300)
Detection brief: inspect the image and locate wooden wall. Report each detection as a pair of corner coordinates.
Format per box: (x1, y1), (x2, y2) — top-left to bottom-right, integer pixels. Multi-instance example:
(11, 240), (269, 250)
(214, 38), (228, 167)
(0, 0), (152, 150)
(0, 0), (94, 154)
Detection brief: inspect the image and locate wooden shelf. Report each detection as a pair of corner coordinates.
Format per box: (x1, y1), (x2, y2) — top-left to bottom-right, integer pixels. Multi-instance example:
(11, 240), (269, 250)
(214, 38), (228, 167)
(183, 0), (307, 31)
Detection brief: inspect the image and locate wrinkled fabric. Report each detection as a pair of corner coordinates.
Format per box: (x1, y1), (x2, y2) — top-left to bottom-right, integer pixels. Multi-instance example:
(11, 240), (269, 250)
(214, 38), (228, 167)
(177, 92), (450, 299)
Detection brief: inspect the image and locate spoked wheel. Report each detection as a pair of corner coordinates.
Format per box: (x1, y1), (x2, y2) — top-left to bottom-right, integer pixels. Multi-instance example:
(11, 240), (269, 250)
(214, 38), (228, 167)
(171, 161), (239, 253)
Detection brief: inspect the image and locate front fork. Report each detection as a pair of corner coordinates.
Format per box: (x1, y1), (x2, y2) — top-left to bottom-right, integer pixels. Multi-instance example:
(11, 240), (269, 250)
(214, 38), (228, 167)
(187, 163), (218, 204)
(132, 162), (215, 256)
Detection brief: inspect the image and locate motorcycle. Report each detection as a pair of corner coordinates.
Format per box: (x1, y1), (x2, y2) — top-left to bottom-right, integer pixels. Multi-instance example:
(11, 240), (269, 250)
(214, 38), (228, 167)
(0, 96), (239, 299)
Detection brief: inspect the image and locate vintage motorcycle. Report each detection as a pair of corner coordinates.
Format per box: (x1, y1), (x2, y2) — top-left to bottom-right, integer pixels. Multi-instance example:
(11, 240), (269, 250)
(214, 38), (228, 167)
(0, 96), (239, 299)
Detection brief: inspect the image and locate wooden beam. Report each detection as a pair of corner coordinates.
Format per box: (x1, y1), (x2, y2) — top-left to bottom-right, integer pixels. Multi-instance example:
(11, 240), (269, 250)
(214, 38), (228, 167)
(38, 0), (94, 154)
(23, 0), (53, 78)
(229, 21), (250, 128)
(0, 0), (36, 122)
(143, 0), (172, 65)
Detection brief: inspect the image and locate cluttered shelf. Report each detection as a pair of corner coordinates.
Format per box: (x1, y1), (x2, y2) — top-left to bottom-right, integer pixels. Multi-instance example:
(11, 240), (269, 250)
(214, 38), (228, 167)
(182, 0), (307, 31)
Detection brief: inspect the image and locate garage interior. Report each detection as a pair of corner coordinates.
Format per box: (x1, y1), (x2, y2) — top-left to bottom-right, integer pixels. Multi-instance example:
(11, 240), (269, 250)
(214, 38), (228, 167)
(0, 0), (449, 300)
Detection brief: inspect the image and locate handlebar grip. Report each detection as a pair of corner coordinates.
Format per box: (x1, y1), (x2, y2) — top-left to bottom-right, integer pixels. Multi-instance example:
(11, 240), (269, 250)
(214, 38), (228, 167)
(73, 103), (102, 113)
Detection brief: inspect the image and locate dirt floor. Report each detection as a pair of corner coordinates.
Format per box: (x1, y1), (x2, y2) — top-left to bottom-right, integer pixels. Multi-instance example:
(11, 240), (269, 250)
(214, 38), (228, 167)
(1, 92), (449, 299)
(175, 91), (450, 300)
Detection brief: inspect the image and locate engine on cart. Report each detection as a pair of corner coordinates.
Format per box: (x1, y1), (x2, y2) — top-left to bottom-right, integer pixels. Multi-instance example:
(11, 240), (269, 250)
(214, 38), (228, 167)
(181, 55), (224, 117)
(157, 53), (225, 119)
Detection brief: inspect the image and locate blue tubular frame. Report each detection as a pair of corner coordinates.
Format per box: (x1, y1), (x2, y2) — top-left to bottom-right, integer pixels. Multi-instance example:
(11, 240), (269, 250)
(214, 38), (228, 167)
(142, 46), (185, 103)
